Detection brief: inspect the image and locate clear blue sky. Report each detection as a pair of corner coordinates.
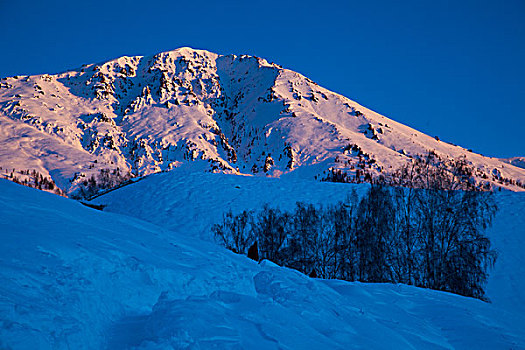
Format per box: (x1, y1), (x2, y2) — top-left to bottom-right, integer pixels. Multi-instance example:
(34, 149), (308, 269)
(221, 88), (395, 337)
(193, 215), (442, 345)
(1, 0), (523, 157)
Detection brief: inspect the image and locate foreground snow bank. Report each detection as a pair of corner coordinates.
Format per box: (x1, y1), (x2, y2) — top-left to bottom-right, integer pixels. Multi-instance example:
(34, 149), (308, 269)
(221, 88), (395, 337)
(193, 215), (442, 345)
(1, 179), (524, 349)
(93, 166), (525, 315)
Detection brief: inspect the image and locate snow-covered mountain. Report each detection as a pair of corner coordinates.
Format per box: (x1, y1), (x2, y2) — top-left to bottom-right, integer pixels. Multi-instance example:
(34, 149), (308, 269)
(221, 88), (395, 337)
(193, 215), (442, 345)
(3, 46), (524, 349)
(501, 157), (525, 170)
(1, 47), (524, 195)
(1, 175), (524, 349)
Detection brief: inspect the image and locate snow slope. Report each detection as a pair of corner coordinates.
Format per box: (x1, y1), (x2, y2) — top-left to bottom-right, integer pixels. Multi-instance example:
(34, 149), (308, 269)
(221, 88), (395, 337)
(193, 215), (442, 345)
(501, 157), (525, 170)
(91, 165), (525, 317)
(1, 47), (524, 194)
(2, 176), (525, 348)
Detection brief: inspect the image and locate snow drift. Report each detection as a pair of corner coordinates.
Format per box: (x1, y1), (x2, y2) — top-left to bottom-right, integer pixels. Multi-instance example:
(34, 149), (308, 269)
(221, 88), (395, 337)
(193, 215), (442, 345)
(1, 172), (524, 348)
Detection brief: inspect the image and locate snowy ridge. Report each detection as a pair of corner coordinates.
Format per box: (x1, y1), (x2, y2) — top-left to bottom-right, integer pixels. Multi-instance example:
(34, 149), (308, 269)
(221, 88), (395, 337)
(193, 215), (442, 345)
(1, 47), (524, 194)
(501, 156), (525, 170)
(1, 178), (524, 349)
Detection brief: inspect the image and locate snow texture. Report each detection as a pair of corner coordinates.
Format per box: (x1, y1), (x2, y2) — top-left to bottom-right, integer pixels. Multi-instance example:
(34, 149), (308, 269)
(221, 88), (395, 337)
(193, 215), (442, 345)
(1, 171), (524, 349)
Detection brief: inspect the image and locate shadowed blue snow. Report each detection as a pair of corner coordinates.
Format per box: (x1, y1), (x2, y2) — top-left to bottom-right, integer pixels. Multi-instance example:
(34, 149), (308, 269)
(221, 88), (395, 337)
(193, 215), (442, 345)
(1, 172), (524, 348)
(93, 166), (525, 317)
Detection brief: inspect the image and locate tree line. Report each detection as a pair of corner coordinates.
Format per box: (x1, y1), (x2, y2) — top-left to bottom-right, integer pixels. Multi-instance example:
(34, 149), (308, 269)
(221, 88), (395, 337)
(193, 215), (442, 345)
(213, 154), (498, 300)
(1, 167), (66, 196)
(74, 167), (132, 199)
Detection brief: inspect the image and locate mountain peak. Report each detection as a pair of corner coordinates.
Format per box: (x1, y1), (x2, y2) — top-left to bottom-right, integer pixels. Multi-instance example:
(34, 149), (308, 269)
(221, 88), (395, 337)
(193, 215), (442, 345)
(1, 48), (524, 195)
(160, 46), (220, 61)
